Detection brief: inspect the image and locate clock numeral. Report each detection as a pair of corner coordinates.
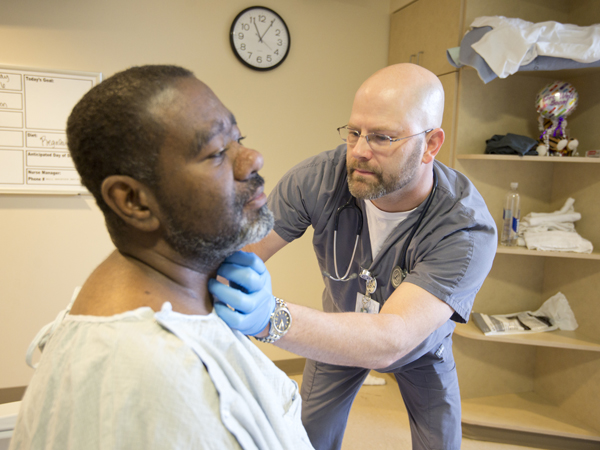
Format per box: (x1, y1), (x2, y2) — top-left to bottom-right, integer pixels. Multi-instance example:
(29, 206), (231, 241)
(240, 44), (246, 50)
(238, 32), (244, 40)
(274, 49), (279, 55)
(247, 52), (252, 59)
(257, 56), (262, 63)
(259, 14), (266, 22)
(277, 39), (283, 46)
(267, 55), (272, 62)
(275, 29), (280, 36)
(241, 23), (250, 31)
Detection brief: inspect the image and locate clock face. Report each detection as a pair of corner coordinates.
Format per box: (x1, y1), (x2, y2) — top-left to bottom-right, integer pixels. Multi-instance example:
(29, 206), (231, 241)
(230, 7), (291, 71)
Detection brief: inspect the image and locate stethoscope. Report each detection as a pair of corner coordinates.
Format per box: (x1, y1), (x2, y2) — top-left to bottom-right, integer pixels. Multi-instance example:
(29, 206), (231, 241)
(322, 169), (438, 290)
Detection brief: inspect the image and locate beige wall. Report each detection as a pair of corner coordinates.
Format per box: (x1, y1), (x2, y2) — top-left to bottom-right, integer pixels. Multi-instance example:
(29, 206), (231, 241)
(0, 0), (390, 390)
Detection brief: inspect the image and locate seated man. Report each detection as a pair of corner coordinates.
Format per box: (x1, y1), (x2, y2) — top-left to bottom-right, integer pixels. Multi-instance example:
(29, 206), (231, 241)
(10, 65), (313, 450)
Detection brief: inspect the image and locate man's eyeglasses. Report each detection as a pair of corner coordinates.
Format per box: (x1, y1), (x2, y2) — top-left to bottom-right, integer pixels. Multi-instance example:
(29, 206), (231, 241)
(337, 126), (433, 152)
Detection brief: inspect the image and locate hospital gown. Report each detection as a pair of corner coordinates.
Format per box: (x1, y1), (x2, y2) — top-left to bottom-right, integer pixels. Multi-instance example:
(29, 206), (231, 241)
(10, 302), (313, 450)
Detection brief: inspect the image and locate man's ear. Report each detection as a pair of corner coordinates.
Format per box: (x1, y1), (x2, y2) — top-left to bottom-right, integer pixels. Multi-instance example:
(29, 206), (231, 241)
(422, 128), (445, 164)
(101, 175), (160, 232)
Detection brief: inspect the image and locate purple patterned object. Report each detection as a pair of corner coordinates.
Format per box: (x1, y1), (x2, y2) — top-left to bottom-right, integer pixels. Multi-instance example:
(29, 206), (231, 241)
(535, 81), (578, 119)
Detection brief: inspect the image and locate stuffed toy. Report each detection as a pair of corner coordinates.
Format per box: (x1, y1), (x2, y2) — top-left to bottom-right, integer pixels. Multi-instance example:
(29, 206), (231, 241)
(535, 81), (579, 157)
(536, 117), (579, 157)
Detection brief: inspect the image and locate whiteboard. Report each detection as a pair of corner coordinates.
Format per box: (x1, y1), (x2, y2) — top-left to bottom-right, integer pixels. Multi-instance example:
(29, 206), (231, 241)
(0, 65), (101, 195)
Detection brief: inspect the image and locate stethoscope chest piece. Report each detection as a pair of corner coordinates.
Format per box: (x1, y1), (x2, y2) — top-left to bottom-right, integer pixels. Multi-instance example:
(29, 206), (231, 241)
(391, 266), (407, 288)
(359, 268), (377, 295)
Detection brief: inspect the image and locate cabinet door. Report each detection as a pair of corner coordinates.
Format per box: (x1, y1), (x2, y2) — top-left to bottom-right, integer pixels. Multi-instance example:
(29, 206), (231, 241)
(389, 0), (462, 76)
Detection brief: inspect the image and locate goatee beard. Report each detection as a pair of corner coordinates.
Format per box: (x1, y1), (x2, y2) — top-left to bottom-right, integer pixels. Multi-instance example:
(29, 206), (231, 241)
(347, 164), (388, 200)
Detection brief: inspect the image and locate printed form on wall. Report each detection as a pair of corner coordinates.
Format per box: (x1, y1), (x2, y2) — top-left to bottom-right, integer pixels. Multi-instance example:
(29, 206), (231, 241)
(0, 65), (101, 194)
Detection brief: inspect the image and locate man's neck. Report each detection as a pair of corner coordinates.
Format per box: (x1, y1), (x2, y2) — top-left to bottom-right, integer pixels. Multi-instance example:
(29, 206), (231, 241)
(69, 249), (214, 316)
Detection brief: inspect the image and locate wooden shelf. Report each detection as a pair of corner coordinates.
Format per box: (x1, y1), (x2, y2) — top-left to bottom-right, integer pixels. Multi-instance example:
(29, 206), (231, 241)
(462, 392), (600, 442)
(457, 154), (600, 163)
(496, 246), (600, 260)
(455, 321), (600, 352)
(460, 64), (600, 80)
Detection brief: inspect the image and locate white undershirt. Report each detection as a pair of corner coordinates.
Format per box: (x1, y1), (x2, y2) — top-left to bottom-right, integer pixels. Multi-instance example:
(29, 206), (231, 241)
(364, 200), (415, 260)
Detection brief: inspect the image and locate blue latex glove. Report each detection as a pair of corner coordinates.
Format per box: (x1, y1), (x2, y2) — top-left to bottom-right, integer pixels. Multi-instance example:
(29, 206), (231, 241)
(208, 251), (276, 336)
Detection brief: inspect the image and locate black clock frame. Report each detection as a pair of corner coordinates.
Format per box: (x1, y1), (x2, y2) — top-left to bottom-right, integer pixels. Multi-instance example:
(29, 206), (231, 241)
(229, 6), (291, 71)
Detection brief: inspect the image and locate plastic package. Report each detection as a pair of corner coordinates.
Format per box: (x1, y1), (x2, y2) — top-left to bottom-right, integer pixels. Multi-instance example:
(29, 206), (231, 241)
(472, 292), (578, 336)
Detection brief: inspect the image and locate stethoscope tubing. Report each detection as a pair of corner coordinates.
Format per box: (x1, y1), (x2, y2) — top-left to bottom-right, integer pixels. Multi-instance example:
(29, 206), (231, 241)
(324, 167), (438, 285)
(397, 168), (438, 274)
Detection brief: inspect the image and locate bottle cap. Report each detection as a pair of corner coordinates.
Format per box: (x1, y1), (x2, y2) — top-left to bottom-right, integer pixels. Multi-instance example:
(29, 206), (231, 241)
(510, 182), (518, 189)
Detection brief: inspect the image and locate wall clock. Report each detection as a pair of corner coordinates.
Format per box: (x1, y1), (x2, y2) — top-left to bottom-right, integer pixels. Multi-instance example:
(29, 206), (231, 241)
(230, 6), (291, 71)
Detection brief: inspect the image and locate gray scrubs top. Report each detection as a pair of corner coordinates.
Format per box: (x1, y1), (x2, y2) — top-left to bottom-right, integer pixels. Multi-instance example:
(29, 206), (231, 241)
(268, 145), (497, 371)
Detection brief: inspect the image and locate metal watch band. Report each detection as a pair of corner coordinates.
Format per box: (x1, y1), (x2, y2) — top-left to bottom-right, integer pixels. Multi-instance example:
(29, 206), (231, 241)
(255, 297), (291, 344)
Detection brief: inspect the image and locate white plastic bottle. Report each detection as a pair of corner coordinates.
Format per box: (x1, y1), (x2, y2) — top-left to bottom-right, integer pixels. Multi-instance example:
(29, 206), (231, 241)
(501, 182), (520, 246)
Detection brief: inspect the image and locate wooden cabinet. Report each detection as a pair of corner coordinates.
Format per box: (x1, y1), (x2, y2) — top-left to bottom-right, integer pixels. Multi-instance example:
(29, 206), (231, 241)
(389, 0), (600, 447)
(388, 0), (463, 76)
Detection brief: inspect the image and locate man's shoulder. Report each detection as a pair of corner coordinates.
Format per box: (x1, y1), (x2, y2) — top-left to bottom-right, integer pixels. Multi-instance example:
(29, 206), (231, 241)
(35, 310), (206, 382)
(433, 161), (494, 226)
(14, 314), (239, 450)
(284, 144), (347, 178)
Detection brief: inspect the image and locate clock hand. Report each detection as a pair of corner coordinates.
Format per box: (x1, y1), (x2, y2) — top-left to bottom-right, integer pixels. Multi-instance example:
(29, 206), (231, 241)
(259, 19), (275, 41)
(253, 21), (263, 43)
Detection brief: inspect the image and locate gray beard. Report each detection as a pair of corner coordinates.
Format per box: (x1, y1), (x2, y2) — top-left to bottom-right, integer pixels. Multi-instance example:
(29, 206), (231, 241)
(162, 205), (274, 272)
(347, 171), (389, 200)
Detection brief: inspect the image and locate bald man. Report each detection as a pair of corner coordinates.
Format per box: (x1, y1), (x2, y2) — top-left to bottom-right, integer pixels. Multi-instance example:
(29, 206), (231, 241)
(209, 64), (497, 450)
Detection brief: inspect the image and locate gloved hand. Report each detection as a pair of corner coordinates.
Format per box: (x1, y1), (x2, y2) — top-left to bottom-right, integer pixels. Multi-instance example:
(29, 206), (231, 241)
(208, 251), (275, 336)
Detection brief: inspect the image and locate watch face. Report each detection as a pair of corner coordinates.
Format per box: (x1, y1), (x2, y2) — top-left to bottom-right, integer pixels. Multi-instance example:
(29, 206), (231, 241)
(272, 309), (291, 333)
(230, 6), (291, 71)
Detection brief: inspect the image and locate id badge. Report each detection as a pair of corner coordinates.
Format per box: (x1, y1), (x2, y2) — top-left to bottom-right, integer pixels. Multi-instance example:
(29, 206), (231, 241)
(355, 292), (380, 314)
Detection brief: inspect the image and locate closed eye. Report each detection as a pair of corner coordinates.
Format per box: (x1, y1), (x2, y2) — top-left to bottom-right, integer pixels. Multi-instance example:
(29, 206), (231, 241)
(209, 147), (228, 160)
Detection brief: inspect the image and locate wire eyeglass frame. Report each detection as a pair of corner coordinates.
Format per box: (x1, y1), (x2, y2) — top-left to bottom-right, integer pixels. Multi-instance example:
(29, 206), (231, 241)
(337, 126), (433, 151)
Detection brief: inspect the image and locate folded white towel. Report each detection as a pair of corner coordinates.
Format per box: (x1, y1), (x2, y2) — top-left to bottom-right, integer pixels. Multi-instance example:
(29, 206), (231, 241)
(524, 230), (593, 253)
(523, 212), (581, 227)
(519, 222), (575, 235)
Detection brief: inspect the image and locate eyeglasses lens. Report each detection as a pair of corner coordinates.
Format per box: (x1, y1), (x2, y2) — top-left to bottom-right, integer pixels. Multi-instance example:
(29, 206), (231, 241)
(339, 127), (391, 150)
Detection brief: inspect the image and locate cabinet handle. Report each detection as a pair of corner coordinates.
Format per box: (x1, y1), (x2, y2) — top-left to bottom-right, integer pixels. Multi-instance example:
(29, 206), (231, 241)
(409, 54), (416, 63)
(416, 51), (423, 65)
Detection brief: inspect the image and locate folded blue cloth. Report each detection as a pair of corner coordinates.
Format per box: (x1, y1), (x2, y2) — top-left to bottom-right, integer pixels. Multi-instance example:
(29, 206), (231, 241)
(485, 133), (539, 156)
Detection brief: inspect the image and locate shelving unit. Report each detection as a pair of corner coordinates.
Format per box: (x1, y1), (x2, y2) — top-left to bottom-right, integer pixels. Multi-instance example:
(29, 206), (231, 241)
(457, 154), (600, 163)
(495, 246), (600, 261)
(389, 0), (600, 448)
(455, 321), (600, 352)
(462, 392), (600, 446)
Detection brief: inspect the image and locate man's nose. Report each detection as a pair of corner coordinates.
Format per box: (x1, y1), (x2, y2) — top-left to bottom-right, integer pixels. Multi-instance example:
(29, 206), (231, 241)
(234, 146), (264, 180)
(350, 135), (373, 160)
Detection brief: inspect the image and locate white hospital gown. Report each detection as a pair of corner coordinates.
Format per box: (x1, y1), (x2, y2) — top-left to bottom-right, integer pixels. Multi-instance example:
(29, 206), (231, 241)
(10, 303), (313, 450)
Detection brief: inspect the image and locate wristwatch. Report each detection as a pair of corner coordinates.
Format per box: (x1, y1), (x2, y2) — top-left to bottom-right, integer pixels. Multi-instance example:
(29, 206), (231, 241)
(255, 297), (292, 344)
